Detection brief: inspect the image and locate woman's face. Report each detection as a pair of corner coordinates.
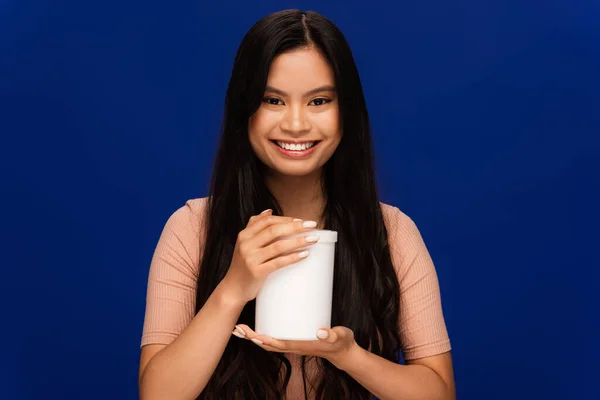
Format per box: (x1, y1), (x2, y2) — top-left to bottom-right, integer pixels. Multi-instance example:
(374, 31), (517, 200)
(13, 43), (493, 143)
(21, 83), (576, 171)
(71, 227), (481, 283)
(249, 46), (341, 178)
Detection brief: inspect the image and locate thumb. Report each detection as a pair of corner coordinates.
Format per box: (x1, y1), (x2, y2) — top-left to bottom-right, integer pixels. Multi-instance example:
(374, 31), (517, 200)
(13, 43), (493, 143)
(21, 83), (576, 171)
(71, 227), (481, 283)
(316, 328), (338, 343)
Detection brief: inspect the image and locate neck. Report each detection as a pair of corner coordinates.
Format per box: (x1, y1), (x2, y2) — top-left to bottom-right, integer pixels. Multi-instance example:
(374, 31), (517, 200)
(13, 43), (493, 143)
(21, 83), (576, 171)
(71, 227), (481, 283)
(265, 169), (325, 224)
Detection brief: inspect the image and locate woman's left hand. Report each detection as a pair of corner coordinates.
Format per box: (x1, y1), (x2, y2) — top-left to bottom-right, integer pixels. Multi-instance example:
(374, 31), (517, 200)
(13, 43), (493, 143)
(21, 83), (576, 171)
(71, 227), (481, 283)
(233, 324), (359, 370)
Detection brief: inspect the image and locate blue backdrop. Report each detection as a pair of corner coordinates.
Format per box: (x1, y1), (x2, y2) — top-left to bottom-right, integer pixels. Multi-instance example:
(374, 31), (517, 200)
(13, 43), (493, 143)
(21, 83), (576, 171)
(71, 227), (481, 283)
(1, 1), (598, 399)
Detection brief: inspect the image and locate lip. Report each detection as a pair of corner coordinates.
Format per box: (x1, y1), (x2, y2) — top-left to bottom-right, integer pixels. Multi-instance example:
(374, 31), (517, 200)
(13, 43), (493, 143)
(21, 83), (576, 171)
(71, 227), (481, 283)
(270, 139), (320, 143)
(270, 140), (320, 158)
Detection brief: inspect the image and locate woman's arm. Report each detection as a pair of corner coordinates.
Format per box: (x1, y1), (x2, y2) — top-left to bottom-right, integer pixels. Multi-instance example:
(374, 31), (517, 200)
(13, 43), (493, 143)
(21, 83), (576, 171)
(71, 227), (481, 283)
(341, 346), (455, 400)
(372, 205), (455, 399)
(235, 324), (455, 400)
(138, 201), (318, 399)
(139, 282), (246, 400)
(343, 207), (456, 399)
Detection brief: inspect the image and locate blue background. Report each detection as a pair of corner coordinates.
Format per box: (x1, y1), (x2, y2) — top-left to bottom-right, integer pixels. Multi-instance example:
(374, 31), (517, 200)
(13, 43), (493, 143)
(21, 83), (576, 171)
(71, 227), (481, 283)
(1, 0), (599, 399)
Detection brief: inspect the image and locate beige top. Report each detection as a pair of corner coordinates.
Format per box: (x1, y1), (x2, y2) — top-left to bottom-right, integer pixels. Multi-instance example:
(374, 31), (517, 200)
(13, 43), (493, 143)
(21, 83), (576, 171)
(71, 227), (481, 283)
(141, 198), (451, 396)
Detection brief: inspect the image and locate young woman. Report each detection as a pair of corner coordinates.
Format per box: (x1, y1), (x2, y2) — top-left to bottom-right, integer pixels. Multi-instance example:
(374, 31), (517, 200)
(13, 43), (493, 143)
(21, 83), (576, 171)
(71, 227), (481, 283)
(139, 9), (455, 400)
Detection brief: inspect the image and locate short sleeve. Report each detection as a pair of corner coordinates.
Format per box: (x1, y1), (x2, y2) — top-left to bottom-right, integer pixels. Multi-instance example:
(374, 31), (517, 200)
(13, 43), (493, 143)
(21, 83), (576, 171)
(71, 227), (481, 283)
(384, 205), (452, 361)
(140, 198), (207, 347)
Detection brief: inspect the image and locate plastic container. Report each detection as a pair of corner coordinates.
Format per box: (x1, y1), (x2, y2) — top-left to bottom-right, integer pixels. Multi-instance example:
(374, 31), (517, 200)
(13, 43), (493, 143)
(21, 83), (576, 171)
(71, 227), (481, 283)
(255, 229), (338, 340)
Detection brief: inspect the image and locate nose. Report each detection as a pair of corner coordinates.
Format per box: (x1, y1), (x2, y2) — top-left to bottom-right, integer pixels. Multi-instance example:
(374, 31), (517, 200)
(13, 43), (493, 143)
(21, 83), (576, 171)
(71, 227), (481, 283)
(279, 104), (312, 136)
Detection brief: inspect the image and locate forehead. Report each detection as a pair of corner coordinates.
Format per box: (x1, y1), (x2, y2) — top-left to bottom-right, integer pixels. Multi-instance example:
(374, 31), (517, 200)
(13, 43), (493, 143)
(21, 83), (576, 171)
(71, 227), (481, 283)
(266, 47), (335, 90)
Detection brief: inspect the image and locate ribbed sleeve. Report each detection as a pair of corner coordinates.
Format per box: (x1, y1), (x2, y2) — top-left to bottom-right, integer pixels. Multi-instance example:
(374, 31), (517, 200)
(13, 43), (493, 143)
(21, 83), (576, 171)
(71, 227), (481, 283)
(382, 204), (451, 360)
(140, 198), (206, 347)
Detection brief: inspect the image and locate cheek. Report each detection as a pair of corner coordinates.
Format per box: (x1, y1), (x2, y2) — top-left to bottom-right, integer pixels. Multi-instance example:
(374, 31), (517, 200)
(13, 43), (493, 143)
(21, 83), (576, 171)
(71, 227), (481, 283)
(313, 109), (341, 140)
(248, 114), (265, 151)
(249, 108), (279, 137)
(248, 112), (276, 162)
(248, 113), (261, 140)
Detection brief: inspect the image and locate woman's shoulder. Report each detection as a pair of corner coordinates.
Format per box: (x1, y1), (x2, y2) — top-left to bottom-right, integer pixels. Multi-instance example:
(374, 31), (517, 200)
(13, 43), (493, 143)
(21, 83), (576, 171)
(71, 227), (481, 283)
(379, 201), (417, 234)
(379, 202), (427, 267)
(173, 197), (209, 220)
(183, 197), (209, 217)
(162, 197), (209, 239)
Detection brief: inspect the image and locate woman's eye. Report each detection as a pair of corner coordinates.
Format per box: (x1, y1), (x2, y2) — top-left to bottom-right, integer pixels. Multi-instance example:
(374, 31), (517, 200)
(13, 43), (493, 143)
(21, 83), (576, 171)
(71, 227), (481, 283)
(309, 98), (330, 106)
(263, 97), (283, 106)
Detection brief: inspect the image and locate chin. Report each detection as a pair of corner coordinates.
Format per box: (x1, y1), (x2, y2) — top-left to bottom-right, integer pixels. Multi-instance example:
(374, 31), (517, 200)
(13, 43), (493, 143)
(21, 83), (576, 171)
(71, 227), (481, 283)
(268, 163), (322, 178)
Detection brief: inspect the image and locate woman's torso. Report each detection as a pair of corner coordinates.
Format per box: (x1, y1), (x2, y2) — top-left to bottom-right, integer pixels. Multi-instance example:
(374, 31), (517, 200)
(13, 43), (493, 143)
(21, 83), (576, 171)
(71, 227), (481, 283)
(141, 197), (451, 398)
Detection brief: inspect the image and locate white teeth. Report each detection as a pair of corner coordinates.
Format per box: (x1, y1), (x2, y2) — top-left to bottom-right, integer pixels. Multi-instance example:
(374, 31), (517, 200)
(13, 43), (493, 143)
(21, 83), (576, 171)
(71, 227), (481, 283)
(276, 141), (315, 151)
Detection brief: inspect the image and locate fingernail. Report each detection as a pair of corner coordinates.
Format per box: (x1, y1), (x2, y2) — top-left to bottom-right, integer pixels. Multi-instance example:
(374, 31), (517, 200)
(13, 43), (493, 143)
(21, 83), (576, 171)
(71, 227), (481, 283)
(305, 235), (319, 243)
(260, 209), (272, 215)
(298, 250), (310, 258)
(232, 331), (245, 339)
(251, 338), (263, 345)
(317, 329), (329, 339)
(234, 325), (246, 336)
(293, 218), (302, 222)
(303, 221), (317, 228)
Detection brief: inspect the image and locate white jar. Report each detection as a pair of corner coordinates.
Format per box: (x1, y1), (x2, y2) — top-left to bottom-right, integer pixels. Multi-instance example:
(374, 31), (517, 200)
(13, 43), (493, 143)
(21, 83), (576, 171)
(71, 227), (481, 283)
(255, 229), (338, 340)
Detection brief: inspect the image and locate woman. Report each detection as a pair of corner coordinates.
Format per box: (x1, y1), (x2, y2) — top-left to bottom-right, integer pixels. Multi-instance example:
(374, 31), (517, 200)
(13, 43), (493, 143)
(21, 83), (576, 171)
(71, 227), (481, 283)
(139, 9), (455, 400)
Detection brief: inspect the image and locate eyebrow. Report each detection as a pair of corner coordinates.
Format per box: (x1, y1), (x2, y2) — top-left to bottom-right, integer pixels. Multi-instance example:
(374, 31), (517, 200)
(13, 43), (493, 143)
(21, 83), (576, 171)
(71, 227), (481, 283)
(265, 85), (336, 97)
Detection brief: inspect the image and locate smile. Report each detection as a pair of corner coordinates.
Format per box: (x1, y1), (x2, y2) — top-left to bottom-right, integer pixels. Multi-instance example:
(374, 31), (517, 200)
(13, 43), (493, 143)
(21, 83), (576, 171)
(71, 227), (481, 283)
(270, 140), (321, 158)
(274, 141), (317, 151)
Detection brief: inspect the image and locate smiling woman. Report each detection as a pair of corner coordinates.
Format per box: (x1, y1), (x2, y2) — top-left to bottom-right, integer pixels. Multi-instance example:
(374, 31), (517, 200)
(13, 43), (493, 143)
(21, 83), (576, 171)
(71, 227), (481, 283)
(138, 9), (455, 400)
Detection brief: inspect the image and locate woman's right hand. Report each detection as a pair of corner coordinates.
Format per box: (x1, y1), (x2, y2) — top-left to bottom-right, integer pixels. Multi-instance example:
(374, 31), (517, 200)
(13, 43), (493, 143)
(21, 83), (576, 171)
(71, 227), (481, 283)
(219, 209), (319, 305)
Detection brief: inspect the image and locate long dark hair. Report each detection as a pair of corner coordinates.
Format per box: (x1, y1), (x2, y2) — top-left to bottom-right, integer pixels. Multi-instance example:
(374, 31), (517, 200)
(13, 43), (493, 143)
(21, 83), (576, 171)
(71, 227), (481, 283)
(195, 9), (401, 399)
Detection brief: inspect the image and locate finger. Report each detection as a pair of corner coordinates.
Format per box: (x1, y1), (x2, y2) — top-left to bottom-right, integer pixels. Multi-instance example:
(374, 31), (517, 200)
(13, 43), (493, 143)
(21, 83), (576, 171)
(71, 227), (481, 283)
(248, 336), (284, 352)
(251, 340), (285, 353)
(254, 336), (323, 357)
(258, 235), (319, 264)
(252, 336), (308, 355)
(246, 209), (273, 228)
(235, 325), (287, 352)
(234, 324), (252, 336)
(260, 248), (311, 274)
(235, 324), (266, 342)
(253, 335), (288, 350)
(230, 330), (282, 352)
(232, 325), (247, 338)
(232, 331), (245, 339)
(242, 214), (297, 238)
(251, 219), (317, 249)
